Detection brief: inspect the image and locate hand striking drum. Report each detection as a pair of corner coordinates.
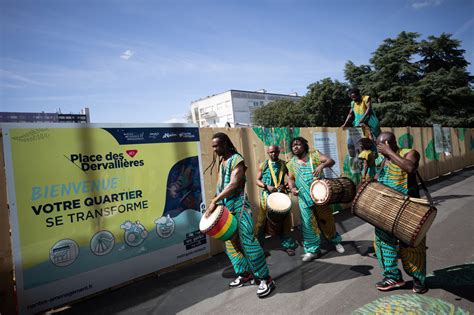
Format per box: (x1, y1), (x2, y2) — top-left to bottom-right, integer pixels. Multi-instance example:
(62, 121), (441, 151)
(201, 133), (275, 298)
(287, 137), (345, 262)
(254, 145), (297, 255)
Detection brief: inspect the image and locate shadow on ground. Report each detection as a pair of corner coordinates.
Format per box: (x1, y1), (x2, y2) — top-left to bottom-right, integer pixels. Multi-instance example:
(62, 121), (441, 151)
(425, 263), (474, 302)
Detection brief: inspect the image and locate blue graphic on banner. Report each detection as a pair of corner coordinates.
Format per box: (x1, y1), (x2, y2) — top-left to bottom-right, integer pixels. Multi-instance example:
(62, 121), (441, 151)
(163, 157), (203, 218)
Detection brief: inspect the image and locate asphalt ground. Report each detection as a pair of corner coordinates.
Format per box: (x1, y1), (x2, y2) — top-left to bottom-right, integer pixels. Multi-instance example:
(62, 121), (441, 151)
(51, 168), (474, 315)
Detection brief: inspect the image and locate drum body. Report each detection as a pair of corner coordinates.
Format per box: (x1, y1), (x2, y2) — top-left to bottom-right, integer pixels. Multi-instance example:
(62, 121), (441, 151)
(310, 177), (356, 205)
(265, 192), (292, 235)
(199, 205), (238, 241)
(352, 181), (437, 247)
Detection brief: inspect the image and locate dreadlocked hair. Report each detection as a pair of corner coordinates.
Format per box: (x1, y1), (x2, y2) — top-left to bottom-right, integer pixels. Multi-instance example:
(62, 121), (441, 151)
(204, 132), (238, 175)
(290, 137), (309, 154)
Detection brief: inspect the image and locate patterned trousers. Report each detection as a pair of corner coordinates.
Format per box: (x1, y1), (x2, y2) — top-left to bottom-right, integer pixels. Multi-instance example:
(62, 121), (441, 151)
(300, 203), (342, 253)
(375, 228), (427, 284)
(225, 209), (269, 279)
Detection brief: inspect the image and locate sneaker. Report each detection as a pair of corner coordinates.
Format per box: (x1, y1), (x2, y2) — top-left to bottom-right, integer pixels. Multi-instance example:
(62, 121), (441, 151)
(335, 243), (345, 254)
(376, 277), (405, 291)
(256, 276), (275, 298)
(301, 252), (319, 262)
(229, 273), (255, 288)
(285, 248), (296, 256)
(412, 278), (428, 294)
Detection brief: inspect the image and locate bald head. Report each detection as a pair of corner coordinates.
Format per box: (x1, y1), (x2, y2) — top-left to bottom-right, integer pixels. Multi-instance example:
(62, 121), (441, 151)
(267, 145), (280, 161)
(377, 132), (398, 153)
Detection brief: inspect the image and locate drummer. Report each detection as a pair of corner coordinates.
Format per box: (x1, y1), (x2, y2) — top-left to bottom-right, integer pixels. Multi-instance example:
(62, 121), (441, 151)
(203, 132), (275, 298)
(254, 145), (298, 256)
(374, 131), (428, 294)
(287, 137), (345, 262)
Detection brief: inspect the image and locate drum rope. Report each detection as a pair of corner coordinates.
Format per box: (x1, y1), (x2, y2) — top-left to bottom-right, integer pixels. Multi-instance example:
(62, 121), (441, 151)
(391, 196), (410, 236)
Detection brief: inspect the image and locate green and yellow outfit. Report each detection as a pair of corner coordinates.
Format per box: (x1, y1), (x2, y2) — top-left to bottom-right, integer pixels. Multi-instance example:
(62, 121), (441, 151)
(375, 148), (426, 284)
(217, 153), (269, 279)
(287, 151), (342, 254)
(254, 159), (297, 250)
(358, 149), (376, 180)
(352, 96), (381, 139)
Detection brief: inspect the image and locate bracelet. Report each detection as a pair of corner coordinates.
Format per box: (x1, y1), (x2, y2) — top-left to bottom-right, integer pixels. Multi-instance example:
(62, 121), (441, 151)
(263, 184), (268, 191)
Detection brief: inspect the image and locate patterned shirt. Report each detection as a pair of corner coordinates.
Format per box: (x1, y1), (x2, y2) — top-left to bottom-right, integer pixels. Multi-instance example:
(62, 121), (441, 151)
(287, 150), (321, 208)
(260, 159), (287, 188)
(378, 148), (419, 197)
(216, 153), (248, 211)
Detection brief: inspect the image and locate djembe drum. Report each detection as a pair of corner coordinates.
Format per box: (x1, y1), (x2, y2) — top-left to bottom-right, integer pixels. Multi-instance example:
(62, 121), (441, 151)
(310, 177), (356, 205)
(265, 192), (292, 235)
(199, 205), (238, 241)
(352, 181), (437, 247)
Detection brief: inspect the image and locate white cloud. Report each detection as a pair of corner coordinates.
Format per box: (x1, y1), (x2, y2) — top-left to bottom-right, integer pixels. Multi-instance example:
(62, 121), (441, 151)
(454, 18), (474, 38)
(120, 49), (134, 60)
(162, 115), (188, 124)
(412, 0), (442, 9)
(0, 69), (46, 86)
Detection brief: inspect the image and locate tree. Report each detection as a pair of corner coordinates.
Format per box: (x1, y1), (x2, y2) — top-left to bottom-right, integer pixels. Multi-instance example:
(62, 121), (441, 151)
(252, 79), (350, 127)
(419, 33), (469, 74)
(300, 78), (351, 127)
(252, 99), (308, 127)
(345, 31), (473, 127)
(184, 111), (193, 123)
(252, 32), (473, 127)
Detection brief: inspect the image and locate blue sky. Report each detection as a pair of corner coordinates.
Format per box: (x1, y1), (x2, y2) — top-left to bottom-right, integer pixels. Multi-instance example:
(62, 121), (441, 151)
(1, 0), (473, 123)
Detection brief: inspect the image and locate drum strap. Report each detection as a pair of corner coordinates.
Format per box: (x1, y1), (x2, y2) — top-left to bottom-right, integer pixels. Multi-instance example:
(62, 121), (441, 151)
(416, 171), (434, 206)
(268, 160), (284, 188)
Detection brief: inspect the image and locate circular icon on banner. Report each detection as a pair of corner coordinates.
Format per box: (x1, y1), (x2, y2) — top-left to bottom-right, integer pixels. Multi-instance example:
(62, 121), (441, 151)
(120, 220), (149, 247)
(90, 230), (115, 256)
(154, 214), (175, 238)
(50, 239), (79, 267)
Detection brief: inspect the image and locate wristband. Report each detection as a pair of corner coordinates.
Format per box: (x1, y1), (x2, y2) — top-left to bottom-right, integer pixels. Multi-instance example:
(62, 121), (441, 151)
(263, 184), (268, 191)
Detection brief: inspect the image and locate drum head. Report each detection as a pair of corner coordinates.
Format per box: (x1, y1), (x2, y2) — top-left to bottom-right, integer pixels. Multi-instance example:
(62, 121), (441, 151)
(267, 192), (292, 213)
(199, 205), (223, 233)
(311, 180), (329, 204)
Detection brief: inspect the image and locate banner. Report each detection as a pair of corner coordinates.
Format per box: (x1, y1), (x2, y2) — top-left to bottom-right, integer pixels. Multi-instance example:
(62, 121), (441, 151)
(433, 124), (444, 154)
(2, 124), (208, 314)
(312, 131), (340, 178)
(442, 127), (452, 155)
(343, 128), (364, 185)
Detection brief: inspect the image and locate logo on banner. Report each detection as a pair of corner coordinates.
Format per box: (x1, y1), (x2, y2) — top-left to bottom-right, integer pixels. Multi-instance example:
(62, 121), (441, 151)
(126, 150), (138, 157)
(66, 151), (144, 172)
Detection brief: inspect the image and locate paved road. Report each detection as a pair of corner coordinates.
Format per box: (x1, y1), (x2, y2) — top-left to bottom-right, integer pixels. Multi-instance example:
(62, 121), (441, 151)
(56, 168), (474, 314)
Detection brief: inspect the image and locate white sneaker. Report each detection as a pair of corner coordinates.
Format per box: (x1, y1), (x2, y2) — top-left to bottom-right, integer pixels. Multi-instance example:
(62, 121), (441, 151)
(301, 252), (318, 262)
(256, 277), (275, 298)
(335, 243), (345, 254)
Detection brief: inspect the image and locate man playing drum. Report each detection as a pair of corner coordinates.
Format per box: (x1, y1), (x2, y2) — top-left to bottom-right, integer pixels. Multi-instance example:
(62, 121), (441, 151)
(374, 132), (428, 294)
(203, 132), (275, 298)
(287, 137), (345, 262)
(254, 145), (298, 256)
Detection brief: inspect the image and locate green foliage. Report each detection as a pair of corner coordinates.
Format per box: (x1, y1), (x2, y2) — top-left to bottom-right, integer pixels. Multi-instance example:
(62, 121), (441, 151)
(252, 99), (308, 127)
(301, 78), (351, 126)
(252, 31), (473, 128)
(252, 79), (351, 127)
(373, 102), (427, 126)
(346, 32), (473, 127)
